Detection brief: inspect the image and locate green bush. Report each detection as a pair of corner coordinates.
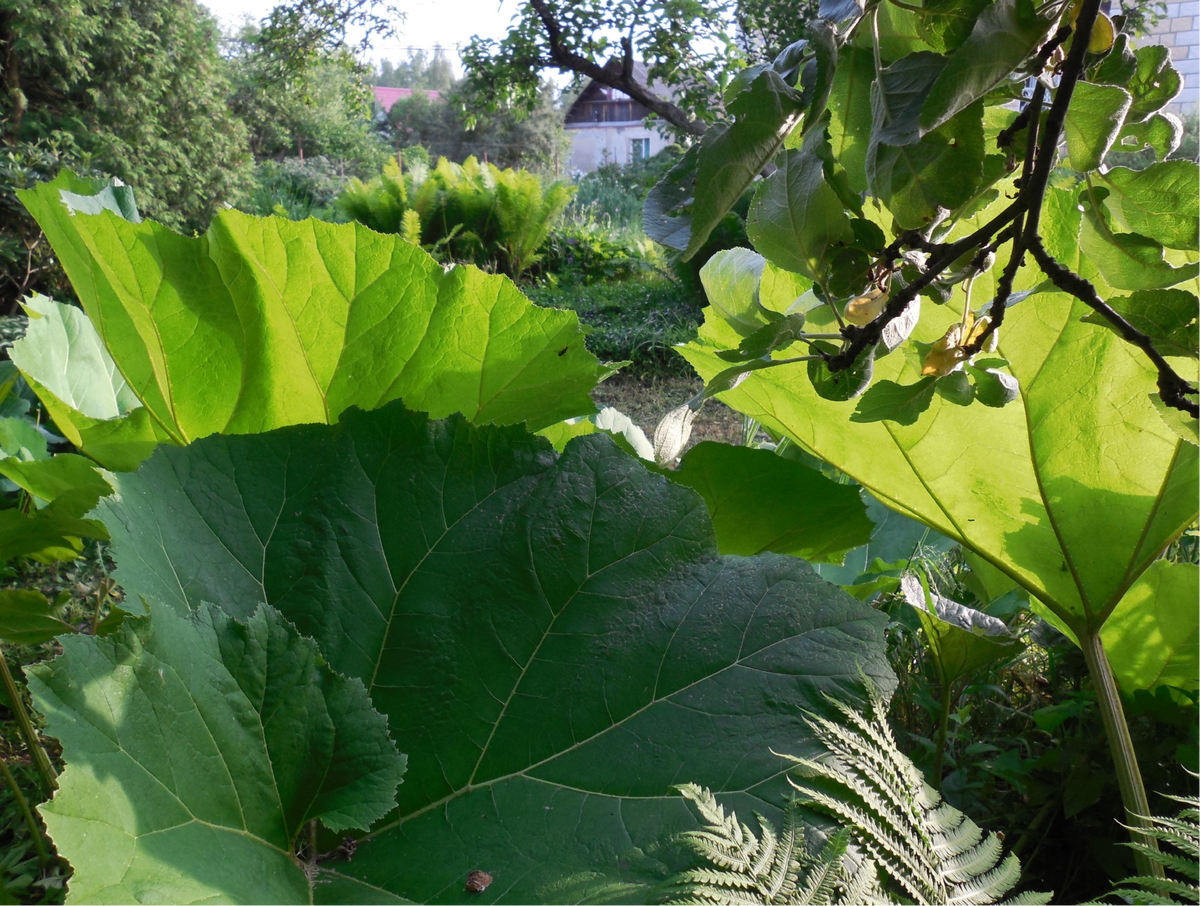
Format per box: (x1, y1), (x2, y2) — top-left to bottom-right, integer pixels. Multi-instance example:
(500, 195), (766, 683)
(337, 155), (572, 280)
(240, 156), (348, 221)
(533, 212), (659, 285)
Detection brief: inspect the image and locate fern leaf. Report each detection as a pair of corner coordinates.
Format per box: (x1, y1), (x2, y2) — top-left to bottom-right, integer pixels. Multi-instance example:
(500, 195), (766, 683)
(789, 685), (1049, 905)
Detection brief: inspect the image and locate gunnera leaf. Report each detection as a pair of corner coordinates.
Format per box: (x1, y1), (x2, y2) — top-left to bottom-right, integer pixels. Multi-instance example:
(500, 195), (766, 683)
(100, 401), (895, 904)
(26, 601), (406, 905)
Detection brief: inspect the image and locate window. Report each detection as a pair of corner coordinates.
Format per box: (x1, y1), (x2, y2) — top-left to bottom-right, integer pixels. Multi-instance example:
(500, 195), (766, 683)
(630, 138), (650, 162)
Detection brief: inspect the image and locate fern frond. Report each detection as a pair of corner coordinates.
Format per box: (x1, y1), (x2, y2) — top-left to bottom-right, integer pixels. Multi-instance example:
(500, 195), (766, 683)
(670, 787), (849, 905)
(789, 684), (1049, 905)
(1097, 780), (1200, 905)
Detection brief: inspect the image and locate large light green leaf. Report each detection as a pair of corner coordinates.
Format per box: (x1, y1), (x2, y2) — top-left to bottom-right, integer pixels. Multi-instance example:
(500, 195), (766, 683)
(919, 0), (1053, 135)
(1080, 289), (1199, 359)
(1101, 560), (1199, 694)
(678, 249), (1198, 640)
(18, 172), (605, 453)
(643, 70), (804, 260)
(99, 402), (893, 904)
(669, 441), (873, 564)
(27, 601), (407, 905)
(9, 294), (162, 471)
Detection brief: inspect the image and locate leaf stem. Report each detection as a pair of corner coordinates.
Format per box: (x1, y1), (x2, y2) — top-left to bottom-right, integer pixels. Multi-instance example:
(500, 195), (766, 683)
(0, 652), (56, 791)
(932, 679), (953, 790)
(1078, 629), (1164, 881)
(0, 755), (48, 865)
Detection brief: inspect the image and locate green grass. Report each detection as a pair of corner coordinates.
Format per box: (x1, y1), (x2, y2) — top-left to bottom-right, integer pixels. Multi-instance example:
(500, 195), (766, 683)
(525, 278), (700, 375)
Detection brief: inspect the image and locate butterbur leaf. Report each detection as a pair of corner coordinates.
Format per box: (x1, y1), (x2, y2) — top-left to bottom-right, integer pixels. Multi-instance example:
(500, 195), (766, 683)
(1081, 289), (1199, 358)
(0, 590), (74, 644)
(670, 442), (874, 564)
(592, 407), (654, 461)
(1101, 561), (1199, 693)
(0, 453), (111, 564)
(1127, 45), (1182, 122)
(0, 416), (47, 461)
(679, 271), (1197, 639)
(1064, 82), (1132, 172)
(919, 0), (1052, 135)
(27, 601), (406, 904)
(851, 377), (938, 425)
(20, 172), (605, 442)
(53, 172), (141, 222)
(99, 403), (894, 903)
(748, 129), (855, 284)
(645, 70), (804, 260)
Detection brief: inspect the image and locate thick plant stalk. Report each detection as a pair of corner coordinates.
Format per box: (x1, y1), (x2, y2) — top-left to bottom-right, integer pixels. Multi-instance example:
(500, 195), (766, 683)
(1079, 630), (1163, 881)
(0, 755), (49, 865)
(0, 652), (57, 791)
(931, 680), (953, 790)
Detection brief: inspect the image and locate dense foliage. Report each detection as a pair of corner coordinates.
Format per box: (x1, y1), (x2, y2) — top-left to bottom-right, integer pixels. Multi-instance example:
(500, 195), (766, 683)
(0, 0), (1196, 902)
(338, 155), (574, 279)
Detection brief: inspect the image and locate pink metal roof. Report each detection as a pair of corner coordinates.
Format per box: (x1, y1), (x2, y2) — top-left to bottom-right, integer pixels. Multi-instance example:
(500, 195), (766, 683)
(373, 86), (441, 111)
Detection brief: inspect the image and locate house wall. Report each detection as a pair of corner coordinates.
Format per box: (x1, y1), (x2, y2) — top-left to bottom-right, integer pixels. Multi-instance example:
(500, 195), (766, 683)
(1140, 1), (1198, 116)
(565, 122), (672, 173)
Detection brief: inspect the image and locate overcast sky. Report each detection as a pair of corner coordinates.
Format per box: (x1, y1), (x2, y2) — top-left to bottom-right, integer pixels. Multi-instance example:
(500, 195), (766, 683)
(200, 0), (519, 73)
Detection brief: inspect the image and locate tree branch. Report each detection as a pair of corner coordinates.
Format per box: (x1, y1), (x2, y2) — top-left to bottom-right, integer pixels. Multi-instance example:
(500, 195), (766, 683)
(1029, 239), (1198, 416)
(527, 0), (706, 135)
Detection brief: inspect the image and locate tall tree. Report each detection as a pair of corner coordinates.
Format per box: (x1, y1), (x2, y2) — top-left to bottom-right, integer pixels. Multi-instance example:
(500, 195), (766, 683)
(0, 0), (249, 312)
(460, 0), (745, 137)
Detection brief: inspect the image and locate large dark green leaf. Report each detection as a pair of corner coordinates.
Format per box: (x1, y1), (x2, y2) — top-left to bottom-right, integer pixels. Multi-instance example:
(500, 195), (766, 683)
(18, 172), (605, 453)
(919, 0), (1052, 135)
(27, 601), (406, 904)
(747, 129), (855, 284)
(643, 70), (805, 260)
(100, 403), (893, 904)
(669, 442), (873, 564)
(1064, 82), (1132, 172)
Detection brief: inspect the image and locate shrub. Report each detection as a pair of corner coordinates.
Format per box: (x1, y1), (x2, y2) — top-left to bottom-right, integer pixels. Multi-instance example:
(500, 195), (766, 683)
(240, 156), (348, 221)
(337, 155), (572, 279)
(533, 211), (659, 285)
